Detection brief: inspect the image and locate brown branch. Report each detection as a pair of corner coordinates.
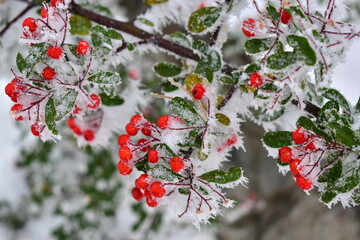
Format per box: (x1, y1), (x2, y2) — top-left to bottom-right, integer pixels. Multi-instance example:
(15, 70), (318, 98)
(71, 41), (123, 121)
(0, 1), (36, 37)
(291, 99), (321, 117)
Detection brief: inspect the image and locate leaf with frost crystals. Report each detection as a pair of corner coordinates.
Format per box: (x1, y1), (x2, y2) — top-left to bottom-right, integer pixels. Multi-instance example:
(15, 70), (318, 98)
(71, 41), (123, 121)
(199, 167), (242, 184)
(169, 97), (201, 125)
(55, 90), (78, 121)
(16, 53), (26, 73)
(244, 38), (275, 54)
(187, 7), (222, 34)
(153, 62), (182, 77)
(263, 131), (292, 148)
(149, 165), (181, 181)
(286, 35), (316, 66)
(322, 88), (351, 114)
(45, 96), (58, 135)
(88, 72), (121, 85)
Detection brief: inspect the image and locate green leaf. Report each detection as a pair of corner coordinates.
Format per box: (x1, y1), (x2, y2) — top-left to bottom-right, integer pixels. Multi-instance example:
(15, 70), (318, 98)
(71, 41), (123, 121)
(106, 29), (123, 39)
(91, 25), (111, 46)
(153, 62), (182, 77)
(199, 166), (242, 184)
(297, 116), (333, 142)
(196, 50), (222, 73)
(320, 191), (337, 203)
(187, 7), (222, 33)
(355, 97), (360, 113)
(192, 39), (209, 53)
(69, 15), (92, 35)
(166, 32), (191, 48)
(322, 88), (351, 113)
(244, 63), (261, 74)
(289, 6), (306, 18)
(88, 72), (121, 84)
(135, 158), (150, 173)
(215, 113), (231, 126)
(219, 76), (238, 85)
(177, 129), (202, 149)
(286, 35), (316, 66)
(317, 100), (339, 124)
(145, 0), (168, 4)
(244, 38), (275, 54)
(149, 165), (182, 181)
(138, 17), (155, 27)
(267, 5), (279, 21)
(267, 42), (296, 70)
(327, 122), (359, 147)
(260, 83), (278, 92)
(318, 159), (342, 183)
(127, 43), (135, 51)
(154, 143), (176, 158)
(16, 53), (26, 73)
(99, 93), (124, 106)
(54, 90), (78, 121)
(25, 43), (47, 76)
(178, 188), (190, 195)
(263, 131), (292, 148)
(185, 73), (206, 92)
(45, 97), (58, 135)
(169, 97), (201, 125)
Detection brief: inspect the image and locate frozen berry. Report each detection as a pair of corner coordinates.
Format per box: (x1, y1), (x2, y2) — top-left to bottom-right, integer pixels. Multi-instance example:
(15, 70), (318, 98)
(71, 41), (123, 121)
(157, 115), (171, 129)
(41, 8), (48, 18)
(292, 127), (307, 144)
(130, 114), (143, 125)
(87, 94), (101, 109)
(135, 174), (149, 189)
(83, 129), (95, 141)
(132, 187), (144, 201)
(289, 159), (302, 176)
(148, 149), (159, 163)
(47, 46), (63, 59)
(146, 197), (158, 207)
(226, 133), (237, 146)
(125, 123), (138, 136)
(119, 146), (133, 162)
(42, 66), (56, 80)
(295, 175), (312, 190)
(67, 117), (77, 129)
(192, 84), (206, 100)
(31, 123), (42, 137)
(306, 141), (316, 151)
(10, 104), (23, 112)
(137, 138), (150, 152)
(118, 134), (131, 146)
(150, 181), (166, 198)
(22, 17), (37, 32)
(50, 0), (63, 6)
(280, 9), (292, 24)
(143, 189), (152, 198)
(76, 40), (90, 55)
(170, 156), (185, 173)
(249, 72), (263, 88)
(279, 146), (292, 163)
(117, 161), (132, 175)
(72, 105), (82, 114)
(242, 18), (256, 37)
(141, 123), (152, 136)
(73, 126), (83, 136)
(15, 116), (24, 121)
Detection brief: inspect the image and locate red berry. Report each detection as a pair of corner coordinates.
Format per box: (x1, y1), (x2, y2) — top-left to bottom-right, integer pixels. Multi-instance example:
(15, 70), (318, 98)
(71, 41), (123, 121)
(135, 174), (149, 189)
(72, 105), (82, 114)
(192, 84), (206, 100)
(292, 127), (307, 144)
(148, 149), (159, 163)
(117, 161), (132, 175)
(47, 46), (63, 59)
(150, 181), (166, 198)
(249, 72), (263, 88)
(31, 123), (42, 137)
(41, 8), (47, 18)
(73, 126), (83, 136)
(42, 66), (56, 80)
(143, 189), (152, 198)
(67, 117), (77, 129)
(132, 187), (144, 201)
(76, 40), (90, 55)
(146, 197), (158, 207)
(10, 93), (19, 102)
(157, 115), (171, 129)
(10, 104), (23, 112)
(22, 17), (37, 32)
(15, 116), (24, 121)
(119, 146), (133, 162)
(295, 175), (312, 190)
(83, 129), (95, 141)
(242, 18), (256, 37)
(125, 123), (138, 136)
(279, 146), (292, 163)
(170, 156), (185, 173)
(50, 0), (63, 6)
(118, 134), (131, 146)
(306, 141), (316, 151)
(5, 82), (15, 96)
(130, 114), (143, 125)
(289, 159), (302, 176)
(141, 122), (152, 136)
(87, 94), (101, 109)
(280, 9), (292, 24)
(137, 138), (150, 152)
(226, 133), (237, 146)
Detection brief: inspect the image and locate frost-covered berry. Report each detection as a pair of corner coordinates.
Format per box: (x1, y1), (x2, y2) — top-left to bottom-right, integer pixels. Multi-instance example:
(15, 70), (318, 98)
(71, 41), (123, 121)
(141, 122), (152, 136)
(126, 123), (138, 136)
(143, 189), (152, 198)
(242, 18), (256, 37)
(249, 72), (263, 88)
(76, 40), (90, 55)
(42, 66), (56, 80)
(40, 8), (47, 18)
(87, 94), (101, 109)
(157, 115), (171, 129)
(47, 46), (63, 59)
(148, 149), (159, 163)
(119, 146), (133, 162)
(146, 197), (158, 207)
(132, 187), (144, 201)
(170, 156), (185, 173)
(67, 117), (76, 129)
(83, 129), (95, 141)
(289, 159), (301, 176)
(10, 104), (23, 112)
(295, 175), (312, 190)
(118, 134), (131, 146)
(22, 17), (37, 32)
(292, 127), (307, 144)
(278, 146), (292, 163)
(150, 181), (166, 198)
(130, 114), (143, 125)
(192, 84), (206, 100)
(135, 174), (149, 189)
(137, 138), (150, 152)
(226, 133), (238, 146)
(306, 141), (316, 151)
(117, 161), (132, 175)
(280, 9), (292, 24)
(31, 123), (42, 137)
(50, 0), (63, 6)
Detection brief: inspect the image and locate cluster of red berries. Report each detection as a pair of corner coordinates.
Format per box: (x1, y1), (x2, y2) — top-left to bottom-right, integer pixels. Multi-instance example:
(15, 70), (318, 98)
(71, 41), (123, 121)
(67, 117), (95, 141)
(278, 127), (316, 190)
(5, 78), (25, 103)
(131, 174), (167, 207)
